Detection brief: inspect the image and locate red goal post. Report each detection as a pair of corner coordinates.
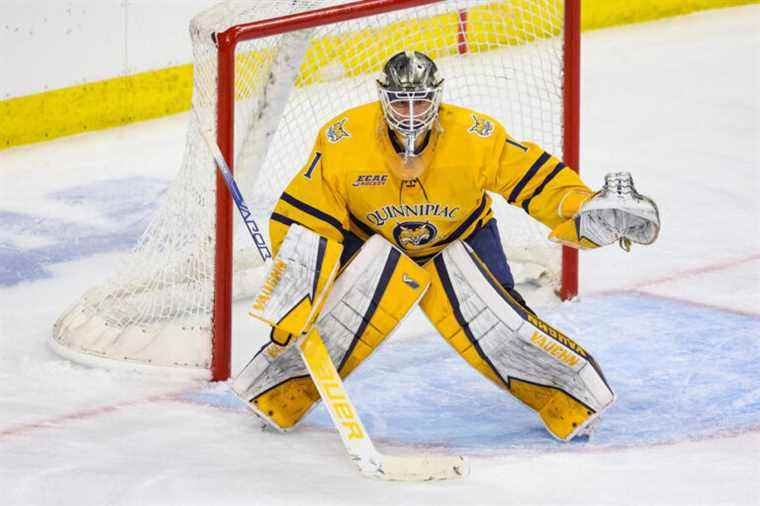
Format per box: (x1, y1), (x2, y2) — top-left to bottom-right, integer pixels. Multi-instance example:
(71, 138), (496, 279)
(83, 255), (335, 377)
(211, 0), (581, 380)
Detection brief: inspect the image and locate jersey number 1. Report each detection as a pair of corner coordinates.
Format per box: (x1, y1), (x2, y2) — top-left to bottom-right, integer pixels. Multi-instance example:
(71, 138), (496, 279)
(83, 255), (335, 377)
(304, 152), (322, 179)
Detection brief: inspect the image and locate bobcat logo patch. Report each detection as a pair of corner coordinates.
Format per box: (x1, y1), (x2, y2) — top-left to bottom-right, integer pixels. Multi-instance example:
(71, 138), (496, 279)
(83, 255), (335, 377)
(468, 114), (494, 138)
(393, 221), (437, 249)
(326, 118), (351, 143)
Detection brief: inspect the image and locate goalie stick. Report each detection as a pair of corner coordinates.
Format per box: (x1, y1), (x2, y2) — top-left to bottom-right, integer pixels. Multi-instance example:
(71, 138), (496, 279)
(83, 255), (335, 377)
(298, 327), (468, 481)
(194, 109), (272, 265)
(196, 112), (469, 481)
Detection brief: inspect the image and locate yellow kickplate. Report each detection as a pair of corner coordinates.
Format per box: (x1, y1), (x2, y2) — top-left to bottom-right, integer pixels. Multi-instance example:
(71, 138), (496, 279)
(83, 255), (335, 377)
(510, 378), (594, 440)
(252, 376), (320, 430)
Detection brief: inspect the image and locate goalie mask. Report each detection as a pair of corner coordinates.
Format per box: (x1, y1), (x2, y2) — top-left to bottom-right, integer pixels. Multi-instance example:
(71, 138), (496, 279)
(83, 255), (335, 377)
(377, 51), (444, 179)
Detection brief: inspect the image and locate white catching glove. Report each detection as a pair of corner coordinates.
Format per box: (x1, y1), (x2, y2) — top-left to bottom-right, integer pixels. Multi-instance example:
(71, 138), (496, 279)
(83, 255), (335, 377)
(576, 172), (660, 250)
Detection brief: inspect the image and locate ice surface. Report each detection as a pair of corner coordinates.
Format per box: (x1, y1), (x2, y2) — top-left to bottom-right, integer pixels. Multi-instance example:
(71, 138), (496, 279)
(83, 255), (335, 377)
(1, 6), (759, 506)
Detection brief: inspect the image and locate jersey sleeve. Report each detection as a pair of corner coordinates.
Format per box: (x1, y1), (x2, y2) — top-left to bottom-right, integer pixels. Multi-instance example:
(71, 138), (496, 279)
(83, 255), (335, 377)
(268, 136), (349, 257)
(484, 134), (592, 230)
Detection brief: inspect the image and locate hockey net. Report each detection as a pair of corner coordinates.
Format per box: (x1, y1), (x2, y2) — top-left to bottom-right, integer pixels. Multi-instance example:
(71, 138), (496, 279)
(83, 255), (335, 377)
(52, 0), (579, 380)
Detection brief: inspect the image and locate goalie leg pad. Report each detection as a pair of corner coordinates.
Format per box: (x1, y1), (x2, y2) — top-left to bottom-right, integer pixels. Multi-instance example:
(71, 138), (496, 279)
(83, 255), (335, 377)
(233, 235), (430, 430)
(233, 341), (318, 430)
(249, 223), (344, 337)
(420, 240), (615, 441)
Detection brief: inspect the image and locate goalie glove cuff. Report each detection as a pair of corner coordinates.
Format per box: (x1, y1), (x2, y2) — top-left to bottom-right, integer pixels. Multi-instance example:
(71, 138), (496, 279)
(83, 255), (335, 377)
(548, 215), (608, 249)
(557, 188), (593, 219)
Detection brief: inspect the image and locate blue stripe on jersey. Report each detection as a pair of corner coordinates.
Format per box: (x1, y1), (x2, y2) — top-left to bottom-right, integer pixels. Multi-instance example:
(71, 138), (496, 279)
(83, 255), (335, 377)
(432, 193), (488, 247)
(506, 138), (529, 151)
(507, 151), (551, 204)
(279, 192), (343, 233)
(521, 162), (566, 214)
(349, 212), (375, 238)
(271, 212), (296, 227)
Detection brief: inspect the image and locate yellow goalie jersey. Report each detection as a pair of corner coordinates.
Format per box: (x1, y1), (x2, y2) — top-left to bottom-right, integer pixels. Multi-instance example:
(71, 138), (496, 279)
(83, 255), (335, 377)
(269, 102), (591, 261)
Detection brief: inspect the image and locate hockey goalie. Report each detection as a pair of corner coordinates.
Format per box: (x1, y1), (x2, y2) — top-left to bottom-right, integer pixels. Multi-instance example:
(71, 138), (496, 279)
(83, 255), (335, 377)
(233, 51), (660, 442)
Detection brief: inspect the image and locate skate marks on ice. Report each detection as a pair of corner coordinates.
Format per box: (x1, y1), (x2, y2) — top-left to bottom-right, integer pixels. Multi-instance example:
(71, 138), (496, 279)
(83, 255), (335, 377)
(184, 292), (760, 454)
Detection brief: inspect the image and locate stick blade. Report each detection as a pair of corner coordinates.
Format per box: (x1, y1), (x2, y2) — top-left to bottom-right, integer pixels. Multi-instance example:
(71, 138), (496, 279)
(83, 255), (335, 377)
(369, 455), (469, 481)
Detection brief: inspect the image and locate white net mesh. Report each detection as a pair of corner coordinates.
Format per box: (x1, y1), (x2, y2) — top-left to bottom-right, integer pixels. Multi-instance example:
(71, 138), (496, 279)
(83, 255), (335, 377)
(52, 0), (568, 376)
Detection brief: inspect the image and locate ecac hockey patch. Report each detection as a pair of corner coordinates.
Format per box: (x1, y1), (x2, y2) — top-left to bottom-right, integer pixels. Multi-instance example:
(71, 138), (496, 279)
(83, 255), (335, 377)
(352, 174), (388, 187)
